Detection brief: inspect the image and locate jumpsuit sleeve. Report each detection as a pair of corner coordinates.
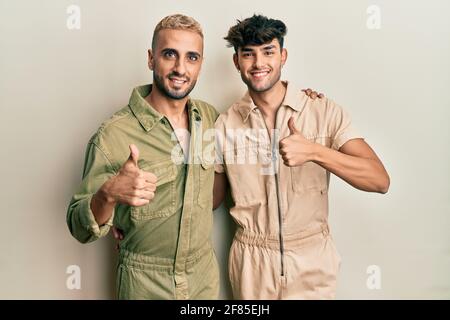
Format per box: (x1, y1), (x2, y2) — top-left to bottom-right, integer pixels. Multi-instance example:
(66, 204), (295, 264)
(328, 99), (365, 150)
(67, 140), (116, 244)
(214, 115), (226, 174)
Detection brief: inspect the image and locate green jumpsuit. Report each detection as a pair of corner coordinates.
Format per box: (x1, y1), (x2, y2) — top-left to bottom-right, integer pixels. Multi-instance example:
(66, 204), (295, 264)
(67, 84), (219, 299)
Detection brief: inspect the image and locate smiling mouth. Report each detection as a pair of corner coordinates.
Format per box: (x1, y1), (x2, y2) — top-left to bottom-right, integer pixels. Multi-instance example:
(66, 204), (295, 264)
(250, 70), (270, 79)
(169, 77), (188, 85)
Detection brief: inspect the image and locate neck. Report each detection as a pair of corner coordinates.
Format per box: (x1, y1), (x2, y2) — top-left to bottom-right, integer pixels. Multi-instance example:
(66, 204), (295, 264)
(249, 81), (287, 116)
(145, 85), (188, 119)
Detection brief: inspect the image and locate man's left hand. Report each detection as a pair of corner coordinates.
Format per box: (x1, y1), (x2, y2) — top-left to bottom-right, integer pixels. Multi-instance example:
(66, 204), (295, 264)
(302, 88), (324, 99)
(112, 226), (124, 250)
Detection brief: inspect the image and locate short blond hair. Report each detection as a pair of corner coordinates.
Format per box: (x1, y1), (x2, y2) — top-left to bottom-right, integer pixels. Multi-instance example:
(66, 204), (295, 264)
(152, 14), (203, 49)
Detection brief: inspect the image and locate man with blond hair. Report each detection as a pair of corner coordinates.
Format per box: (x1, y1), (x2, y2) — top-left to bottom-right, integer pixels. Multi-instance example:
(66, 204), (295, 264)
(67, 14), (220, 300)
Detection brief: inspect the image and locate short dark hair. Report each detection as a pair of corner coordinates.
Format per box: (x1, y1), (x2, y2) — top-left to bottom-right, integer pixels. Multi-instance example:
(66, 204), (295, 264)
(224, 14), (287, 52)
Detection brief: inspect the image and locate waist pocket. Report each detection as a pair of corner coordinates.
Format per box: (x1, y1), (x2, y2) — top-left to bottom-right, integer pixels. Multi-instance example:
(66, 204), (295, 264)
(131, 159), (177, 221)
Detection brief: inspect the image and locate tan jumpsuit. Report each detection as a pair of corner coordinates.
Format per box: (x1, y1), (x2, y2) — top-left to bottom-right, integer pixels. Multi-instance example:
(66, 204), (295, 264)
(215, 81), (363, 299)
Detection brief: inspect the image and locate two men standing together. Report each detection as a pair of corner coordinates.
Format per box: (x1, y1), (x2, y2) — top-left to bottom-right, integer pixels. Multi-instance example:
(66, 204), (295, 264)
(67, 14), (389, 300)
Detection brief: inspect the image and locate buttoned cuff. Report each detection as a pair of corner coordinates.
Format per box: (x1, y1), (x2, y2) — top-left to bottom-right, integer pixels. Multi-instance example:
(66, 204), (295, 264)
(78, 194), (114, 238)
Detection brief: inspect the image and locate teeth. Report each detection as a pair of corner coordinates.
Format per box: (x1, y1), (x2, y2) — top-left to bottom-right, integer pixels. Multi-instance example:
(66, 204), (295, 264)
(252, 71), (269, 78)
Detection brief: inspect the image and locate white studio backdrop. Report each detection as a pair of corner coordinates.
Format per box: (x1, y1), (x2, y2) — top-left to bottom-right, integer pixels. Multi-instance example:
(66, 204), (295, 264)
(0, 0), (449, 299)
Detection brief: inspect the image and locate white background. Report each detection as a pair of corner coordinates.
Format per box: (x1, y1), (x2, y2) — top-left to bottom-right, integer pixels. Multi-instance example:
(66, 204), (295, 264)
(0, 0), (449, 299)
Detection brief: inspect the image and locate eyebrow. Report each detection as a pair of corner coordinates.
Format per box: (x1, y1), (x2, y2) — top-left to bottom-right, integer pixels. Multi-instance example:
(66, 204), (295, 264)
(262, 45), (276, 51)
(161, 48), (177, 54)
(187, 51), (201, 58)
(241, 44), (277, 52)
(161, 48), (201, 57)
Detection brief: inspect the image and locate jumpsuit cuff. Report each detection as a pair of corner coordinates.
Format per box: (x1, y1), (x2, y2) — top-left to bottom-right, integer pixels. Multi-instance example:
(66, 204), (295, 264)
(78, 194), (114, 238)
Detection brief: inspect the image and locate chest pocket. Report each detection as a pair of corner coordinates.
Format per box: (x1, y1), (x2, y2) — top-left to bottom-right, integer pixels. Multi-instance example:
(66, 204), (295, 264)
(197, 161), (214, 208)
(130, 159), (177, 221)
(290, 136), (330, 194)
(290, 162), (328, 194)
(223, 145), (270, 205)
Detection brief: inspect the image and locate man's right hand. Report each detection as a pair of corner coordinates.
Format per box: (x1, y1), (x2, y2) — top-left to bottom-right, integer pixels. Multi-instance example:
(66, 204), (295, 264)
(91, 144), (157, 225)
(101, 144), (157, 207)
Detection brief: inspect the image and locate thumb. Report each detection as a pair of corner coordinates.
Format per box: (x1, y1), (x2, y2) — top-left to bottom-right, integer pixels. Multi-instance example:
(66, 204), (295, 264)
(127, 144), (139, 168)
(288, 117), (300, 135)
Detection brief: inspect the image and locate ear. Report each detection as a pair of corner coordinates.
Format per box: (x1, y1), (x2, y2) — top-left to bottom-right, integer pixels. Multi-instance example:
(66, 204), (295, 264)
(233, 53), (240, 72)
(148, 49), (154, 71)
(281, 48), (288, 67)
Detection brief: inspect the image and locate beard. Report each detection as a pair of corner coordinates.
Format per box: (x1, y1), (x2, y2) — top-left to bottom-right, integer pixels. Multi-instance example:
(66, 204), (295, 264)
(241, 68), (281, 93)
(153, 70), (197, 100)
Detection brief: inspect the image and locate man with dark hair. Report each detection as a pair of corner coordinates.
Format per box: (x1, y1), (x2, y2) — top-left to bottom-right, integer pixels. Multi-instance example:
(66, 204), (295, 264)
(224, 14), (287, 53)
(214, 14), (390, 299)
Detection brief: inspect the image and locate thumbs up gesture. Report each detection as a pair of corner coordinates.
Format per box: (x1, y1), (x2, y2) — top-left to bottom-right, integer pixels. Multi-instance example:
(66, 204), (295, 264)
(101, 144), (157, 207)
(279, 117), (316, 167)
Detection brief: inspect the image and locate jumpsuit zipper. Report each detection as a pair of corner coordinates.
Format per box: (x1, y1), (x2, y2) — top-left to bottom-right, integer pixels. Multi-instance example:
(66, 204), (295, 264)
(258, 109), (285, 277)
(274, 168), (285, 276)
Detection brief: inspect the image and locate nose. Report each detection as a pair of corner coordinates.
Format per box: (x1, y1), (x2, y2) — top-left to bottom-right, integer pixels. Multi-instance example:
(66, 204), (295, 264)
(253, 52), (264, 69)
(173, 57), (187, 76)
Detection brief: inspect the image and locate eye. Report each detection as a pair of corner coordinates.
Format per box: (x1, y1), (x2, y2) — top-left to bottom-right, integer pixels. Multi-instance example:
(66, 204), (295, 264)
(188, 55), (199, 61)
(242, 52), (253, 57)
(265, 51), (274, 56)
(164, 50), (176, 58)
